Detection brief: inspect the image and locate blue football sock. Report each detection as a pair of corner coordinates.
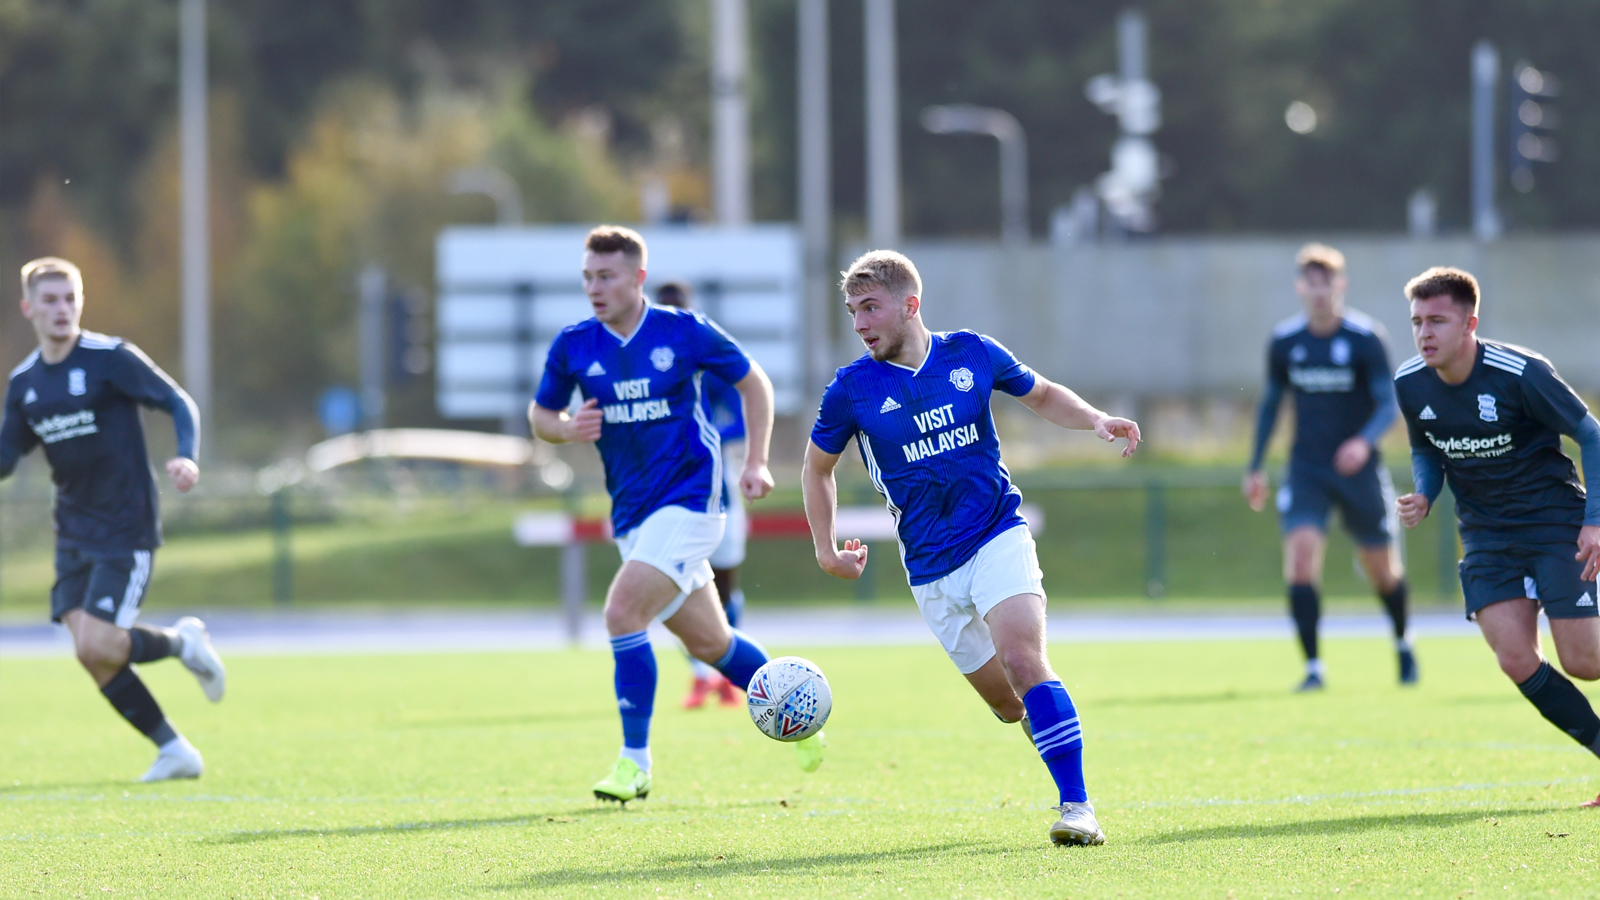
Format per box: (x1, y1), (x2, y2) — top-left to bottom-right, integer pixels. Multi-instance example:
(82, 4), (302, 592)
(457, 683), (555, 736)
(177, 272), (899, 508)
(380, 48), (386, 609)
(610, 631), (656, 751)
(724, 588), (745, 629)
(713, 629), (769, 691)
(1023, 680), (1087, 804)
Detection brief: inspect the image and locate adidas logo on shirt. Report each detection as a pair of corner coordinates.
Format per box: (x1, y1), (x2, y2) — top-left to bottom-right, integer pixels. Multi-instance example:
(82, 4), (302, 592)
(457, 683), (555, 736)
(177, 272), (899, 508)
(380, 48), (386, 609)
(1579, 592), (1594, 608)
(586, 361), (606, 377)
(879, 397), (902, 413)
(22, 388), (36, 404)
(1419, 405), (1436, 420)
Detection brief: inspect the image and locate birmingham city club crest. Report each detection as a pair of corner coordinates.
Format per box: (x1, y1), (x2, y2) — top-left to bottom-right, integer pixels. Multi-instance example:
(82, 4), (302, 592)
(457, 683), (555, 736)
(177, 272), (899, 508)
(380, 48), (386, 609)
(1330, 338), (1350, 366)
(1478, 393), (1498, 422)
(651, 346), (675, 372)
(949, 367), (974, 392)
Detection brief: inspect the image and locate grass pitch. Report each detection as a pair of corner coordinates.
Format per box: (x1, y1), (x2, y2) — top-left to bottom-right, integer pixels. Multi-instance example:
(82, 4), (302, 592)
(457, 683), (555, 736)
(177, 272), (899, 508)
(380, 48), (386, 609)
(4, 633), (1599, 898)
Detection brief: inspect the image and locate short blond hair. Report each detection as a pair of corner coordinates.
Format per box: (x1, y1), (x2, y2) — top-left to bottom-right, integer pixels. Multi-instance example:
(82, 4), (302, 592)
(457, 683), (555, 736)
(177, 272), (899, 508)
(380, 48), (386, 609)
(840, 250), (922, 300)
(1295, 242), (1346, 277)
(21, 256), (83, 299)
(585, 225), (647, 269)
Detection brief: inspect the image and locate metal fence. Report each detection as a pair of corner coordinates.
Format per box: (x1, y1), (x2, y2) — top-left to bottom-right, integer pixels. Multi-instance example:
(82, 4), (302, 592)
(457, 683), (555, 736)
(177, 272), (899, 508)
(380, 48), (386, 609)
(0, 463), (1459, 615)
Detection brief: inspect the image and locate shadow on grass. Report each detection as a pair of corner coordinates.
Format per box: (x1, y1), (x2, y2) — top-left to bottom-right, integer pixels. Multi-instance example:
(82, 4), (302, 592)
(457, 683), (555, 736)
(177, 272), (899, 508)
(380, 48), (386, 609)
(480, 841), (999, 892)
(212, 805), (620, 843)
(1142, 806), (1548, 844)
(1093, 689), (1291, 708)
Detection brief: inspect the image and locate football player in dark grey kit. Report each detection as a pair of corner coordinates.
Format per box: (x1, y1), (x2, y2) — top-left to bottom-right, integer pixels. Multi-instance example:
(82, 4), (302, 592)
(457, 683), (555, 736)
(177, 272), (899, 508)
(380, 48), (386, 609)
(1244, 244), (1413, 691)
(0, 257), (225, 782)
(1393, 267), (1600, 807)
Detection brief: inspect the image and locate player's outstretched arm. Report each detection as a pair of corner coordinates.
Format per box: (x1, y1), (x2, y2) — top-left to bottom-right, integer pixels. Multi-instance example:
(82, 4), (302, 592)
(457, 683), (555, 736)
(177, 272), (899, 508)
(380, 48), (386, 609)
(733, 361), (776, 500)
(801, 440), (868, 579)
(530, 399), (601, 444)
(1017, 377), (1140, 457)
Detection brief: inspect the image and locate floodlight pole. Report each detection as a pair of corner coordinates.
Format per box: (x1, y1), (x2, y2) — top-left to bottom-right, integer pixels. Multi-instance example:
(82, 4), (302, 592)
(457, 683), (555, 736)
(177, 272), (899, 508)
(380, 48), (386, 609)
(1471, 40), (1502, 241)
(712, 0), (752, 225)
(179, 0), (211, 453)
(358, 265), (386, 431)
(921, 105), (1029, 243)
(798, 0), (833, 387)
(864, 0), (901, 247)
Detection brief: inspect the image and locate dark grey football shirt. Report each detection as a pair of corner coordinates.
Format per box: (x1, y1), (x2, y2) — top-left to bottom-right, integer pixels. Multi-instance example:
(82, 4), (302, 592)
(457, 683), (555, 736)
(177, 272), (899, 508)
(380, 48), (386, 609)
(1395, 339), (1588, 550)
(1250, 310), (1396, 472)
(0, 332), (198, 552)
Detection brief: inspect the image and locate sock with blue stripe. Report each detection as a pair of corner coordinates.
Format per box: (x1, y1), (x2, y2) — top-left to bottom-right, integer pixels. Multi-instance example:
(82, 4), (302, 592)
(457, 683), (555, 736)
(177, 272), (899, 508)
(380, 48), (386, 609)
(610, 631), (656, 769)
(713, 629), (769, 691)
(1023, 681), (1087, 804)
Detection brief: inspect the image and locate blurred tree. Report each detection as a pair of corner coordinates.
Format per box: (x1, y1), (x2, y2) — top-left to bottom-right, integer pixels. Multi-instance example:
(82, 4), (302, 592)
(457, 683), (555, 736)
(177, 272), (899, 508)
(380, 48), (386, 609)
(216, 79), (631, 459)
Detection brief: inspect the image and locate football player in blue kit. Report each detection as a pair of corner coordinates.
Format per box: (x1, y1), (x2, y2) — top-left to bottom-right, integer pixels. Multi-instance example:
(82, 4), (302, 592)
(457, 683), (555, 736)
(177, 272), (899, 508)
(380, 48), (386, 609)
(531, 227), (821, 804)
(655, 281), (748, 710)
(0, 258), (225, 782)
(1243, 244), (1414, 691)
(801, 250), (1140, 846)
(1392, 267), (1600, 807)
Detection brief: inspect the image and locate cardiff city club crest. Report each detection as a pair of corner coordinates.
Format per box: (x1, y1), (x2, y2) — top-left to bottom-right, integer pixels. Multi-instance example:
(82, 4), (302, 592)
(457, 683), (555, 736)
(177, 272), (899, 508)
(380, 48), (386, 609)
(1478, 393), (1498, 422)
(650, 346), (675, 372)
(949, 367), (974, 392)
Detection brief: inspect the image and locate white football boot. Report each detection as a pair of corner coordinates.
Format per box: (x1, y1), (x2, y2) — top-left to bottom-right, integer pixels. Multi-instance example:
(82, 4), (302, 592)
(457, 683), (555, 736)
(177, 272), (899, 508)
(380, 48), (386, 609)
(1049, 801), (1107, 846)
(175, 616), (226, 702)
(139, 736), (204, 782)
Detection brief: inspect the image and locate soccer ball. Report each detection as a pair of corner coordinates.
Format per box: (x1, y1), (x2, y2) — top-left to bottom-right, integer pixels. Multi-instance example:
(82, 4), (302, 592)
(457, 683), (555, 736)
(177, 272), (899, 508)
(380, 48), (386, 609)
(746, 656), (831, 742)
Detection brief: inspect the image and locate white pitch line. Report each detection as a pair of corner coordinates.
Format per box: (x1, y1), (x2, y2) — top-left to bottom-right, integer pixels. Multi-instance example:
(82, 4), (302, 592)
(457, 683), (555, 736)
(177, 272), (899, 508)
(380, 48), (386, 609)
(0, 608), (1480, 658)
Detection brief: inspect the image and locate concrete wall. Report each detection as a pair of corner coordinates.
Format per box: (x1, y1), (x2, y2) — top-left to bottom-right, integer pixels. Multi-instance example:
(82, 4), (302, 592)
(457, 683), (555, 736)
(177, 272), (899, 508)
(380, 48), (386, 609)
(890, 235), (1600, 395)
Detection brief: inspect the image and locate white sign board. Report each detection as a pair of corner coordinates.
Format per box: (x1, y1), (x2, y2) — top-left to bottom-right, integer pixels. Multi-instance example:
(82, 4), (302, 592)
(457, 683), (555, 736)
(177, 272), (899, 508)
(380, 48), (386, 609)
(435, 225), (803, 419)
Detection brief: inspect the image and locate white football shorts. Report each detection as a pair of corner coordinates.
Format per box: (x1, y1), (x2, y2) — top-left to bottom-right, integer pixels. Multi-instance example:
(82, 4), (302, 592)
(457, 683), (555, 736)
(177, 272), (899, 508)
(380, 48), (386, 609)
(709, 440), (748, 570)
(910, 523), (1045, 674)
(615, 504), (724, 621)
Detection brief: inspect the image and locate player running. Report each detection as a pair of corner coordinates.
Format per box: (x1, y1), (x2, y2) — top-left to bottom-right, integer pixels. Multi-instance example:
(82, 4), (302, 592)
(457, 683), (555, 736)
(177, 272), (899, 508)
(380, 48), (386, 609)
(0, 257), (225, 782)
(801, 250), (1138, 846)
(1244, 243), (1414, 692)
(1393, 267), (1600, 807)
(531, 227), (821, 804)
(654, 281), (748, 709)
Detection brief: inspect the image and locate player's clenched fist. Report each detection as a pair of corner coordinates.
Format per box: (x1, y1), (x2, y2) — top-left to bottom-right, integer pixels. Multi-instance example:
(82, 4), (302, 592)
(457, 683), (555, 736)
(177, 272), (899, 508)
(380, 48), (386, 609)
(166, 457), (199, 493)
(1395, 492), (1430, 529)
(564, 398), (603, 443)
(1242, 471), (1267, 511)
(818, 538), (868, 580)
(740, 463), (774, 501)
(1576, 525), (1600, 583)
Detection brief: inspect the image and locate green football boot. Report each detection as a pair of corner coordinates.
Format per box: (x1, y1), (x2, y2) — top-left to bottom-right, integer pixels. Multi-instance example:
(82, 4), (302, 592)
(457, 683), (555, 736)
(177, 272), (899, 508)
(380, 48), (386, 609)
(795, 732), (825, 773)
(593, 757), (651, 803)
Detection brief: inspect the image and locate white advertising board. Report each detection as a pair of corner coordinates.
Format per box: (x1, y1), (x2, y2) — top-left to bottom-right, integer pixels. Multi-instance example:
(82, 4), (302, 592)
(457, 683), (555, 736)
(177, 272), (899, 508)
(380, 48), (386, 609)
(435, 225), (802, 419)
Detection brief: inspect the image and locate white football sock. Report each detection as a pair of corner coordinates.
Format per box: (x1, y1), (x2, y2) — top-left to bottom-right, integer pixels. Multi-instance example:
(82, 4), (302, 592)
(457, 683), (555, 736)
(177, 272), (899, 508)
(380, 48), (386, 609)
(619, 745), (651, 773)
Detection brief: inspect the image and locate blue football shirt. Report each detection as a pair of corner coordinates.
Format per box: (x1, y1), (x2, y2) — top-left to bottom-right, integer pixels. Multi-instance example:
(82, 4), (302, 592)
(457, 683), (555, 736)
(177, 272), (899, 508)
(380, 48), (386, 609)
(535, 304), (752, 535)
(810, 330), (1037, 585)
